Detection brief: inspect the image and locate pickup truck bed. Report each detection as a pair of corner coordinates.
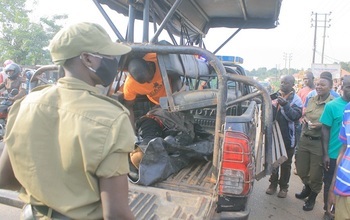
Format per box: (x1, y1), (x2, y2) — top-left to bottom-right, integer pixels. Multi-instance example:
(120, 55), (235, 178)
(129, 160), (215, 219)
(155, 160), (215, 193)
(0, 161), (216, 220)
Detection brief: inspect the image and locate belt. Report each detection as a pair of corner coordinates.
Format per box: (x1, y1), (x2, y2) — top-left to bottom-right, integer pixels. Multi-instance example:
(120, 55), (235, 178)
(304, 134), (321, 140)
(33, 205), (72, 220)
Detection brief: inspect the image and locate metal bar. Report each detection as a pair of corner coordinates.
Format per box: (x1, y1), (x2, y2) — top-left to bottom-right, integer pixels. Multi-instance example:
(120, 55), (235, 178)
(150, 4), (158, 42)
(166, 29), (178, 45)
(272, 122), (288, 169)
(225, 74), (273, 174)
(254, 107), (265, 180)
(30, 65), (58, 83)
(213, 28), (242, 55)
(127, 0), (135, 43)
(209, 61), (227, 180)
(150, 0), (183, 43)
(170, 99), (218, 112)
(157, 55), (176, 111)
(239, 0), (248, 20)
(92, 0), (125, 42)
(142, 0), (150, 42)
(226, 91), (263, 106)
(0, 190), (23, 208)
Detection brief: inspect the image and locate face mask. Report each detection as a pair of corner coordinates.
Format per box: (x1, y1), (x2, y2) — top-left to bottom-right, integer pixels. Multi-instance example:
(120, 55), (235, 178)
(87, 53), (119, 87)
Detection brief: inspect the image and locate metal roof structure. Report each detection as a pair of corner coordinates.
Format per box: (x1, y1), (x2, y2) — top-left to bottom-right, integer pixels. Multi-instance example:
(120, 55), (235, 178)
(97, 0), (282, 43)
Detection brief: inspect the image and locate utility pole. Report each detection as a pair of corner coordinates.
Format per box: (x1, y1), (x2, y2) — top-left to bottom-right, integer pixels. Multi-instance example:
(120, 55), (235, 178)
(283, 53), (287, 74)
(283, 52), (292, 74)
(321, 12), (331, 64)
(311, 12), (317, 64)
(288, 53), (292, 75)
(311, 12), (331, 64)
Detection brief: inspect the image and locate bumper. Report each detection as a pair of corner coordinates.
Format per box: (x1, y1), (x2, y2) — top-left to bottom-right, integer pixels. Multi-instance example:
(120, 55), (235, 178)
(212, 209), (250, 220)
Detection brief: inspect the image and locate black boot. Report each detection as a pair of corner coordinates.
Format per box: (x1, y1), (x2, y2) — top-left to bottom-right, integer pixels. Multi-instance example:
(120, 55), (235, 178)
(295, 184), (311, 200)
(303, 191), (318, 211)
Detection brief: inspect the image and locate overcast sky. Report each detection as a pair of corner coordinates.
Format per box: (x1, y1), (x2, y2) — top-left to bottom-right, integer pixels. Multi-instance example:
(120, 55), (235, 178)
(30, 0), (350, 71)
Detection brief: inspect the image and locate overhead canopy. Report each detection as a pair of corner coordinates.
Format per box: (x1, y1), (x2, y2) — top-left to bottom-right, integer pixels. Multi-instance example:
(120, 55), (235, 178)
(98, 0), (282, 38)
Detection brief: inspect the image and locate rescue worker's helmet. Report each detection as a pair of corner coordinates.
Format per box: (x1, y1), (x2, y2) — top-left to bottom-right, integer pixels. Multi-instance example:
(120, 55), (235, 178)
(3, 60), (14, 67)
(4, 63), (21, 80)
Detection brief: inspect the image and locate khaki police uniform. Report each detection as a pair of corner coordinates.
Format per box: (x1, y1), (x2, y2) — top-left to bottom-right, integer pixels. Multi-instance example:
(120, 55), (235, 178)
(4, 77), (135, 220)
(296, 94), (334, 193)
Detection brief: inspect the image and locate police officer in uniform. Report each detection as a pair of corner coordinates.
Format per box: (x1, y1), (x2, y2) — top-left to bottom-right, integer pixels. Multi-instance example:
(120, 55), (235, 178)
(0, 22), (135, 220)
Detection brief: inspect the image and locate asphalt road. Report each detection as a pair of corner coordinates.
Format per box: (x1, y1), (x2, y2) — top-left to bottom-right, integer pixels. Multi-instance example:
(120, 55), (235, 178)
(248, 165), (325, 220)
(0, 142), (325, 220)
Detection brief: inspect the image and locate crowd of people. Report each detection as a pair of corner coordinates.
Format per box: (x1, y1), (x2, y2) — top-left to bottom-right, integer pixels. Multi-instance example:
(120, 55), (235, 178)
(0, 21), (349, 220)
(266, 70), (350, 220)
(1, 60), (58, 96)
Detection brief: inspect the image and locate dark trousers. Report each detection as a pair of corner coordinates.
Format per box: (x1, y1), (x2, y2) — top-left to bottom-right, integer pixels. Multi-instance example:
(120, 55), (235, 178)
(269, 147), (295, 189)
(296, 136), (323, 193)
(323, 158), (337, 210)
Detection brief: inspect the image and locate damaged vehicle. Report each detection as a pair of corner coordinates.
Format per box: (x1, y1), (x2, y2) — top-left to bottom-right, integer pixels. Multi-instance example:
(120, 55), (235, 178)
(92, 0), (285, 219)
(0, 0), (287, 219)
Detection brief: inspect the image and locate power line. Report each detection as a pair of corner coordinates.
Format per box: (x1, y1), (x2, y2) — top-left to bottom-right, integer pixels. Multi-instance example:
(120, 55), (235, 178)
(315, 50), (342, 63)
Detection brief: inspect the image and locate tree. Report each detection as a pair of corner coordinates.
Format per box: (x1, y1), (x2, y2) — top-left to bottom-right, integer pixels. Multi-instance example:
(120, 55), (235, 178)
(339, 61), (350, 72)
(0, 0), (66, 65)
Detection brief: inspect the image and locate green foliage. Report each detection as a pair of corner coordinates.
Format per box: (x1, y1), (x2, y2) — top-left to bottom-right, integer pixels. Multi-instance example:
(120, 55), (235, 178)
(0, 0), (66, 65)
(339, 61), (350, 72)
(247, 68), (300, 80)
(246, 67), (303, 93)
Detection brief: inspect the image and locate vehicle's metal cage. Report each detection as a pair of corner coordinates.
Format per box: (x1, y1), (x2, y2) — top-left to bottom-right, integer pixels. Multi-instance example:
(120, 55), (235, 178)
(91, 0), (276, 178)
(0, 0), (281, 211)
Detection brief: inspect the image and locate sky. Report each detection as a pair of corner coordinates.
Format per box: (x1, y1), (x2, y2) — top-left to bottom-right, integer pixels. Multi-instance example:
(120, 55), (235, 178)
(28, 0), (350, 71)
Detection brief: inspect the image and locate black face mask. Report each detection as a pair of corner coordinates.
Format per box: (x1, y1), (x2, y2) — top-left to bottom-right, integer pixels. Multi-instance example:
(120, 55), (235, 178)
(88, 54), (119, 87)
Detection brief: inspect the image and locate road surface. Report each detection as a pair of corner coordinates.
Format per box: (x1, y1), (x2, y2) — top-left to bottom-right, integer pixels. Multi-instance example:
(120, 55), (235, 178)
(248, 167), (325, 220)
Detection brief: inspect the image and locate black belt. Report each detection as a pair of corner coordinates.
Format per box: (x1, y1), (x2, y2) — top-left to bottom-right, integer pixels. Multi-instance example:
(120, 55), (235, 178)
(304, 134), (321, 140)
(33, 205), (72, 220)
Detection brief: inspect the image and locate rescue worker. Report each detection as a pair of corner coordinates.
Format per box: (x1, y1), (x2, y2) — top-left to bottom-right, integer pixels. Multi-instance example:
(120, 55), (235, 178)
(124, 56), (212, 186)
(124, 55), (196, 157)
(0, 63), (26, 100)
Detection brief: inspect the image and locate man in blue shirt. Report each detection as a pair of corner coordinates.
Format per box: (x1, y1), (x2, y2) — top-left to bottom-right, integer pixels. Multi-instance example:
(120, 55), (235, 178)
(327, 102), (350, 219)
(320, 75), (350, 219)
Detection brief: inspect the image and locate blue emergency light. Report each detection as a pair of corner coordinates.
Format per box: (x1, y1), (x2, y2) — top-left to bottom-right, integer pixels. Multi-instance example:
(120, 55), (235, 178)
(216, 55), (244, 64)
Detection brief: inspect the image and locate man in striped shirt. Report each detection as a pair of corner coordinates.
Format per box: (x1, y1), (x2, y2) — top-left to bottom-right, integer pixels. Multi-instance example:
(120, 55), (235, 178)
(327, 103), (350, 219)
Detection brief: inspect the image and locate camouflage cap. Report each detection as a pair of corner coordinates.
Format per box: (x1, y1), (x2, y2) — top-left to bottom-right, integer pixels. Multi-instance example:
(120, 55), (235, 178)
(49, 22), (131, 65)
